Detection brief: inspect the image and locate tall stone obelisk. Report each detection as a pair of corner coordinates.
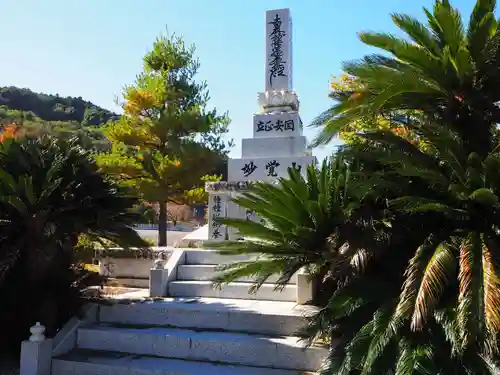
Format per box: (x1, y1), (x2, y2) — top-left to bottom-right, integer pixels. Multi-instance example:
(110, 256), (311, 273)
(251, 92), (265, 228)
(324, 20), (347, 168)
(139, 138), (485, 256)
(206, 8), (316, 241)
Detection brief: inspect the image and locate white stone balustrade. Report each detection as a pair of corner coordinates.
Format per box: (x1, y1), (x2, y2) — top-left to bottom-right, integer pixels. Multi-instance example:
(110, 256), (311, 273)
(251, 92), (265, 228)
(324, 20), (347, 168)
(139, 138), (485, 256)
(20, 322), (52, 375)
(149, 256), (169, 297)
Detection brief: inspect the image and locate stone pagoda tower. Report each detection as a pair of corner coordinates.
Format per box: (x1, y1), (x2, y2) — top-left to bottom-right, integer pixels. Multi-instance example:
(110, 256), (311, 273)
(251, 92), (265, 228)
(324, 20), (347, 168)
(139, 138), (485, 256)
(206, 8), (316, 241)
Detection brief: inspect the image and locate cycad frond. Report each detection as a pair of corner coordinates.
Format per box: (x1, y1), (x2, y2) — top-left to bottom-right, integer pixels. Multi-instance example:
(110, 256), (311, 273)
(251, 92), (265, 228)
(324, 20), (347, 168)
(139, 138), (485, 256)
(457, 233), (484, 349)
(411, 243), (457, 330)
(207, 156), (369, 297)
(467, 0), (497, 63)
(481, 243), (500, 334)
(357, 32), (445, 83)
(431, 0), (465, 53)
(362, 304), (400, 375)
(394, 234), (448, 324)
(391, 13), (441, 56)
(311, 0), (499, 154)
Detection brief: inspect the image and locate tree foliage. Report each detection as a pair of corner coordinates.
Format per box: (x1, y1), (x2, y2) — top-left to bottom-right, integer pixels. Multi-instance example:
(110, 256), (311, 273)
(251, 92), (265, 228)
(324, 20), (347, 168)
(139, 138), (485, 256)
(311, 0), (500, 158)
(96, 33), (232, 245)
(328, 74), (424, 148)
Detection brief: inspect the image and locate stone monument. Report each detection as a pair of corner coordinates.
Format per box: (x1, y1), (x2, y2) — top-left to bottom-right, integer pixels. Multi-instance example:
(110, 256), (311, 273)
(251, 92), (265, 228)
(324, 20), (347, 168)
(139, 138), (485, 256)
(206, 8), (316, 241)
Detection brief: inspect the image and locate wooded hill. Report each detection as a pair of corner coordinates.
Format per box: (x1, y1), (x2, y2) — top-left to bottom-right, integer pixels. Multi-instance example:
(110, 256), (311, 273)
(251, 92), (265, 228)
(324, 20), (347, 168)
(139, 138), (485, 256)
(0, 86), (118, 126)
(0, 86), (118, 150)
(0, 85), (228, 178)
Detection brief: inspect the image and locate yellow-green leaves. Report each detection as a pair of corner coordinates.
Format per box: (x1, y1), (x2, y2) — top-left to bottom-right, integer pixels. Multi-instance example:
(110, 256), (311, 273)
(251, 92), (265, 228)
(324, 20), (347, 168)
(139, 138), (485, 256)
(469, 188), (499, 206)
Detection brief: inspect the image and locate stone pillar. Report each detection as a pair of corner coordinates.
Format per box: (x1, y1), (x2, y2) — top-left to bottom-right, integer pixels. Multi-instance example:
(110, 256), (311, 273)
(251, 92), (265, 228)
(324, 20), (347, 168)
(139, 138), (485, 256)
(149, 258), (169, 297)
(205, 8), (316, 242)
(265, 8), (293, 91)
(296, 268), (313, 305)
(20, 322), (52, 375)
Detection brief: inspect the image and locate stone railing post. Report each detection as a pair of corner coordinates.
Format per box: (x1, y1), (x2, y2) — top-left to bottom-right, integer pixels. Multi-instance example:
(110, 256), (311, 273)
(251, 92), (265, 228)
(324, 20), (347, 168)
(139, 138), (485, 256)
(20, 322), (52, 375)
(296, 268), (313, 305)
(150, 257), (169, 297)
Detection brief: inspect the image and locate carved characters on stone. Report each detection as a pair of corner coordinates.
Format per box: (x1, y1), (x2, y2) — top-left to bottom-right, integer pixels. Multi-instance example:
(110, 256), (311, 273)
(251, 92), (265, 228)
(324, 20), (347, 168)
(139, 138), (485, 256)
(209, 194), (227, 240)
(241, 161), (258, 177)
(291, 162), (302, 172)
(211, 195), (223, 239)
(229, 157), (315, 181)
(256, 119), (295, 133)
(268, 13), (287, 87)
(265, 159), (280, 177)
(206, 180), (257, 192)
(245, 209), (255, 221)
(256, 120), (273, 132)
(206, 8), (316, 242)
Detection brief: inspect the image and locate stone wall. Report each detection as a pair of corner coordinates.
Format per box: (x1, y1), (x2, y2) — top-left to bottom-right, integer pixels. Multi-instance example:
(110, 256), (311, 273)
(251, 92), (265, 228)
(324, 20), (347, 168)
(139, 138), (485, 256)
(95, 248), (172, 287)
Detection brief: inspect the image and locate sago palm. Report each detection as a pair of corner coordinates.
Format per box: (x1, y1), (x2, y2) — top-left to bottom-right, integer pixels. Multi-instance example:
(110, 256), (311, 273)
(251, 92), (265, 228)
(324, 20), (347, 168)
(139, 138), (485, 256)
(331, 122), (500, 374)
(0, 135), (147, 354)
(207, 156), (384, 301)
(311, 0), (500, 158)
(0, 136), (147, 280)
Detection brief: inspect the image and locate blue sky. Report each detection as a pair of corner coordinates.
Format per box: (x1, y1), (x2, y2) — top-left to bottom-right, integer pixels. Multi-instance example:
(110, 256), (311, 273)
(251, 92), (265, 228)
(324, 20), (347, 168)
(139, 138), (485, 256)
(0, 0), (474, 161)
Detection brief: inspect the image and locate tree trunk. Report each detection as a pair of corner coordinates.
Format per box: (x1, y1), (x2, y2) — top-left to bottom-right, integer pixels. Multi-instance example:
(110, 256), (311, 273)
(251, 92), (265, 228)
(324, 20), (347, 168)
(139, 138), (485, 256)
(158, 201), (168, 246)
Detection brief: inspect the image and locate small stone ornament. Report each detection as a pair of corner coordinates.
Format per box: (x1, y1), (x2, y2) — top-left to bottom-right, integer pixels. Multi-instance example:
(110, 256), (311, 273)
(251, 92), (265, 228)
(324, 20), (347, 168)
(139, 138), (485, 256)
(29, 322), (46, 342)
(153, 257), (165, 269)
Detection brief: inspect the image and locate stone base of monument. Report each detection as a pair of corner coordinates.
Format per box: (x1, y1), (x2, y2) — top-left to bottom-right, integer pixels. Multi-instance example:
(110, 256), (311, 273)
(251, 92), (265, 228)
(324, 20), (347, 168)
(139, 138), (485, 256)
(174, 224), (209, 248)
(242, 136), (307, 158)
(228, 155), (315, 182)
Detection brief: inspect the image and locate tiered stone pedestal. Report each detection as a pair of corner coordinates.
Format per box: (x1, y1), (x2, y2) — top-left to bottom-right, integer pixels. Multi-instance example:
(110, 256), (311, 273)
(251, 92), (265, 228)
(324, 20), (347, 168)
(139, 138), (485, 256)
(207, 98), (316, 241)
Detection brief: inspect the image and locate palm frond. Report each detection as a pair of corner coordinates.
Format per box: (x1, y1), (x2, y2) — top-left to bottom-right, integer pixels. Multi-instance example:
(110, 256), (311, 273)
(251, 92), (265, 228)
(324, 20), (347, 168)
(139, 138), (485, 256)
(394, 234), (449, 324)
(481, 235), (500, 334)
(392, 13), (441, 56)
(467, 0), (497, 64)
(457, 233), (485, 349)
(411, 243), (457, 330)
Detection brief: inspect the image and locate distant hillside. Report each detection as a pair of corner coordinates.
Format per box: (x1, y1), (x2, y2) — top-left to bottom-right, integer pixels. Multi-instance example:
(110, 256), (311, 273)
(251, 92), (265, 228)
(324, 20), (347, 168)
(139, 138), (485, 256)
(0, 86), (119, 127)
(0, 86), (118, 151)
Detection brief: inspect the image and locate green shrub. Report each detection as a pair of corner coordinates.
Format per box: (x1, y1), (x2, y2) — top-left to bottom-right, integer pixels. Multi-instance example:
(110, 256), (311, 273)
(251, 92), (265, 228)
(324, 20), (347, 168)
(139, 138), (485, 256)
(208, 157), (382, 304)
(0, 135), (147, 358)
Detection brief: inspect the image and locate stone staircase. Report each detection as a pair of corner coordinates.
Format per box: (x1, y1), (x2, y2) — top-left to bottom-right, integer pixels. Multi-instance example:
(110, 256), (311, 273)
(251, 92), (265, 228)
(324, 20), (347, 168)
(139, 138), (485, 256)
(51, 250), (327, 374)
(170, 249), (297, 302)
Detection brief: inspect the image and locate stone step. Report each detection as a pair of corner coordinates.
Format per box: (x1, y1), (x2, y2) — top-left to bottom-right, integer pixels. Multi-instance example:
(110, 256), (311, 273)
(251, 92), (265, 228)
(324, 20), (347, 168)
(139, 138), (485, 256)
(77, 325), (327, 371)
(169, 281), (296, 302)
(177, 264), (297, 284)
(185, 250), (256, 265)
(98, 297), (314, 336)
(53, 350), (317, 375)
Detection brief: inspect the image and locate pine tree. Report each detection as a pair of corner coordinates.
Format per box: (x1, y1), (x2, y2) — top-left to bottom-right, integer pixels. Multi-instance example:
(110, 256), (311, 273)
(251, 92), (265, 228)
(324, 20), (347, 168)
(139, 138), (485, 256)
(96, 33), (231, 246)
